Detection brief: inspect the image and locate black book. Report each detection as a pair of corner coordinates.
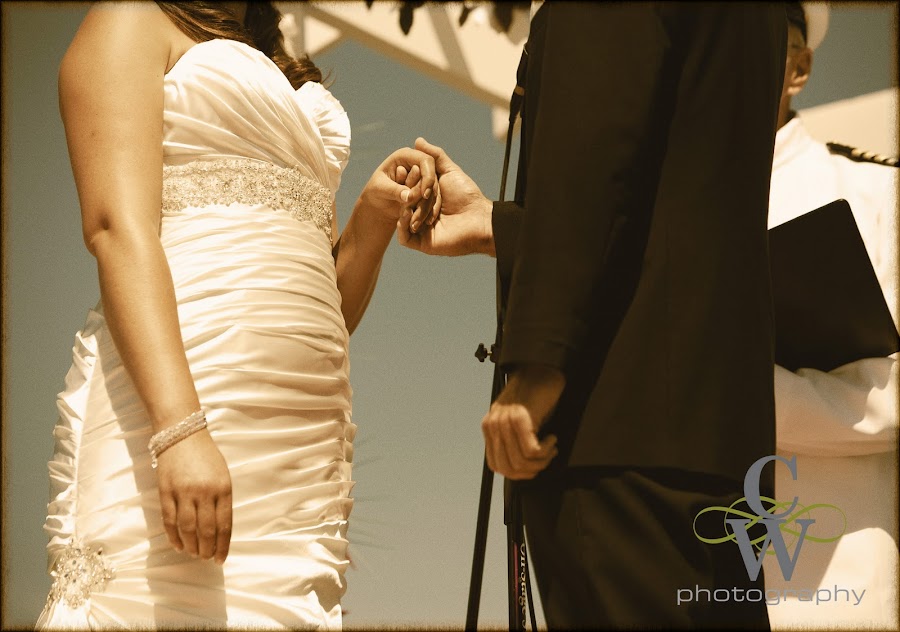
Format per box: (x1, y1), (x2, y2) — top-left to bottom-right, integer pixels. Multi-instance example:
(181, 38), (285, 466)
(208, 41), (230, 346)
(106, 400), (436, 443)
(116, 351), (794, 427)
(768, 198), (900, 372)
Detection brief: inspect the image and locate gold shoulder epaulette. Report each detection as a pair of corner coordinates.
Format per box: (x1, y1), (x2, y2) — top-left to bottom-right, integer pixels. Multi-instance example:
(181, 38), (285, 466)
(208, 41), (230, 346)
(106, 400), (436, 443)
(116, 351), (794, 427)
(826, 142), (898, 168)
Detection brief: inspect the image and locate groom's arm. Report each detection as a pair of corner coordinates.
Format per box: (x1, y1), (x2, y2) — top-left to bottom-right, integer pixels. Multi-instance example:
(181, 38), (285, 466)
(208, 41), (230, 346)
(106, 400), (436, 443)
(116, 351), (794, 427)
(500, 3), (673, 375)
(477, 4), (678, 480)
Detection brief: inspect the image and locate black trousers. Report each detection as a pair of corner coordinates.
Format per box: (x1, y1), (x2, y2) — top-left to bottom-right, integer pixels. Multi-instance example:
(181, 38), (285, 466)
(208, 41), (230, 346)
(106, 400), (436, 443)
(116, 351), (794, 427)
(520, 467), (770, 630)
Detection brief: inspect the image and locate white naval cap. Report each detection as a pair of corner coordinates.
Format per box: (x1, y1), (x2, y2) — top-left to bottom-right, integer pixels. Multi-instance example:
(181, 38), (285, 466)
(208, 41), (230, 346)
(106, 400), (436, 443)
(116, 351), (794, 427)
(801, 2), (830, 50)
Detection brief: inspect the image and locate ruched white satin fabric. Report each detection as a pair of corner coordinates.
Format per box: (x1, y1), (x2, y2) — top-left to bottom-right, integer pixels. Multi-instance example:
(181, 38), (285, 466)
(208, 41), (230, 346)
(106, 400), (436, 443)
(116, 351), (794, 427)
(39, 38), (354, 630)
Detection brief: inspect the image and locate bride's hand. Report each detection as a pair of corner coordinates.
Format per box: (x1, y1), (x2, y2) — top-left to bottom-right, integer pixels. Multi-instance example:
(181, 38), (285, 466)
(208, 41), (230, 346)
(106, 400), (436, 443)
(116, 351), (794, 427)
(360, 148), (439, 228)
(156, 431), (233, 564)
(394, 161), (442, 233)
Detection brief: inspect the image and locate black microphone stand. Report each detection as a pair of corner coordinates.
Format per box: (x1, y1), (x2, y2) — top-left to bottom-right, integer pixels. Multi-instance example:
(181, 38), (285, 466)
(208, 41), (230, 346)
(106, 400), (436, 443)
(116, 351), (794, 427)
(465, 49), (538, 632)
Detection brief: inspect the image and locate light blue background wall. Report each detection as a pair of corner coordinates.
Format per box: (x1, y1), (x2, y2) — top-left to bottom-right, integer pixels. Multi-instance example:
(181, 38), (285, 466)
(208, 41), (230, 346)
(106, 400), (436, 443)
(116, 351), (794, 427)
(3, 2), (896, 628)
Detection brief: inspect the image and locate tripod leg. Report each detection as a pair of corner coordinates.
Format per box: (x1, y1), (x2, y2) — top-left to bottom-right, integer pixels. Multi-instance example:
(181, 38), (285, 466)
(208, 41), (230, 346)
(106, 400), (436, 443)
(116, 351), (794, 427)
(524, 531), (539, 632)
(507, 480), (527, 630)
(465, 456), (494, 631)
(468, 320), (506, 629)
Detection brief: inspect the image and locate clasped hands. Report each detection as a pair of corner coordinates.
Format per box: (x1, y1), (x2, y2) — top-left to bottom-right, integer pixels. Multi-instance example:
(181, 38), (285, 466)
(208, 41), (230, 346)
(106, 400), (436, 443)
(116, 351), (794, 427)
(390, 137), (563, 480)
(361, 137), (496, 254)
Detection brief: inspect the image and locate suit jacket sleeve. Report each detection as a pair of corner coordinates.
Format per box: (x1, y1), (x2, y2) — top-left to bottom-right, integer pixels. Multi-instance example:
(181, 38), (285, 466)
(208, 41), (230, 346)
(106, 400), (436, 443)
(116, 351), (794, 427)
(492, 201), (524, 307)
(500, 4), (675, 372)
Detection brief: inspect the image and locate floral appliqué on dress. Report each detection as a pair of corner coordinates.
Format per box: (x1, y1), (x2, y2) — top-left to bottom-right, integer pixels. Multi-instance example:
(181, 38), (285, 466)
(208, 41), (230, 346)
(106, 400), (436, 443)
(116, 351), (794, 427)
(46, 541), (114, 609)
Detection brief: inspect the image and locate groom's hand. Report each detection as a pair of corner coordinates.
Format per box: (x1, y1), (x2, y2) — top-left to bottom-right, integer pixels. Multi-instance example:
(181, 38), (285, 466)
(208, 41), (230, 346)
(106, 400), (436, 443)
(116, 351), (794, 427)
(397, 137), (496, 257)
(482, 365), (564, 480)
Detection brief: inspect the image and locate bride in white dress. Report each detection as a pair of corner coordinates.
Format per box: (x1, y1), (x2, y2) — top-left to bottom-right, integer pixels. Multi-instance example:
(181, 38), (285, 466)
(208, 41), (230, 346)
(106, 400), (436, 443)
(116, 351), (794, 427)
(38, 2), (438, 629)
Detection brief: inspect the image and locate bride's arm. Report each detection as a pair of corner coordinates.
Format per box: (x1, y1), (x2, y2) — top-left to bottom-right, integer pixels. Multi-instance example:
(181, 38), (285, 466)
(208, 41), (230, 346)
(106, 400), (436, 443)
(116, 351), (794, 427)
(59, 3), (231, 563)
(332, 200), (396, 334)
(334, 150), (437, 333)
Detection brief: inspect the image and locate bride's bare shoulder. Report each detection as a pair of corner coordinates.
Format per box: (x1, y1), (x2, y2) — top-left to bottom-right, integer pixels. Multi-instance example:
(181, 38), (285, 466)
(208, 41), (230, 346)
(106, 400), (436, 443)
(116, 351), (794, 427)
(60, 1), (193, 80)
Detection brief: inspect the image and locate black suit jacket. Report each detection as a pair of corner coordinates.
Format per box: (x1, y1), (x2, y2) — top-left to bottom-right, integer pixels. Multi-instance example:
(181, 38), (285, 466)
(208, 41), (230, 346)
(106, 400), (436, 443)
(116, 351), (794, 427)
(492, 3), (786, 485)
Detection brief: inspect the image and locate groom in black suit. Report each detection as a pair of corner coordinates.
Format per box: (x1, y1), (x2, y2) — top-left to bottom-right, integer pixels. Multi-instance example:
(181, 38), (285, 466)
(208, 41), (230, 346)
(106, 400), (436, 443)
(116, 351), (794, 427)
(401, 3), (787, 628)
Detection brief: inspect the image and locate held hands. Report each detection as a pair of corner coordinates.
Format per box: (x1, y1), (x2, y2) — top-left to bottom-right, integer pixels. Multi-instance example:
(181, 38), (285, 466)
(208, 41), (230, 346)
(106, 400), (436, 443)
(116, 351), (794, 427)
(482, 366), (565, 480)
(156, 430), (233, 564)
(361, 147), (440, 228)
(397, 138), (495, 256)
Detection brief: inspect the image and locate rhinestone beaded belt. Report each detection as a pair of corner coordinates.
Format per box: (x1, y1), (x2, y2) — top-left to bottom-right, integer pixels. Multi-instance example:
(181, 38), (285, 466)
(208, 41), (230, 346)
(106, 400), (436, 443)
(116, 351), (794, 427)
(162, 158), (334, 241)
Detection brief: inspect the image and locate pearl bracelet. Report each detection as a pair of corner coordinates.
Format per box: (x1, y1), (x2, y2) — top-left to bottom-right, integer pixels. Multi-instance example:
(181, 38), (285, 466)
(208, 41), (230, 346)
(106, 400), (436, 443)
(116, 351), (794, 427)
(148, 409), (208, 468)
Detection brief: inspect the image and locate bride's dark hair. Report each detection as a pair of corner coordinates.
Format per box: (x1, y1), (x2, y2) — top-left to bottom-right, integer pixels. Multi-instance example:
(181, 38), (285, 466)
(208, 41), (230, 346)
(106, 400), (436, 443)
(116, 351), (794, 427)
(155, 1), (322, 89)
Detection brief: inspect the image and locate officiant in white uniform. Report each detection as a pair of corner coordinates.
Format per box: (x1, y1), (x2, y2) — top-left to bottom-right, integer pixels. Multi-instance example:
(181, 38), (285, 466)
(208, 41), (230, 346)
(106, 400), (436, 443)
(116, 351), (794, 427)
(763, 3), (898, 629)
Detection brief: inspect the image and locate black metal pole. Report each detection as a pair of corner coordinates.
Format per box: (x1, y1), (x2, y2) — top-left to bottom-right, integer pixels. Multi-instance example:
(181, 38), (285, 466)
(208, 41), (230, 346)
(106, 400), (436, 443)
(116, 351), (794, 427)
(465, 456), (494, 631)
(524, 535), (539, 632)
(506, 481), (520, 629)
(506, 481), (528, 630)
(465, 52), (529, 630)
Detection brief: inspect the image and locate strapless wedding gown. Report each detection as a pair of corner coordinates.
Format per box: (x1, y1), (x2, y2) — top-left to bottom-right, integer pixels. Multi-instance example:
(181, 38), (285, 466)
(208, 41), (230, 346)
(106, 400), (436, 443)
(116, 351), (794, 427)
(38, 39), (356, 630)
